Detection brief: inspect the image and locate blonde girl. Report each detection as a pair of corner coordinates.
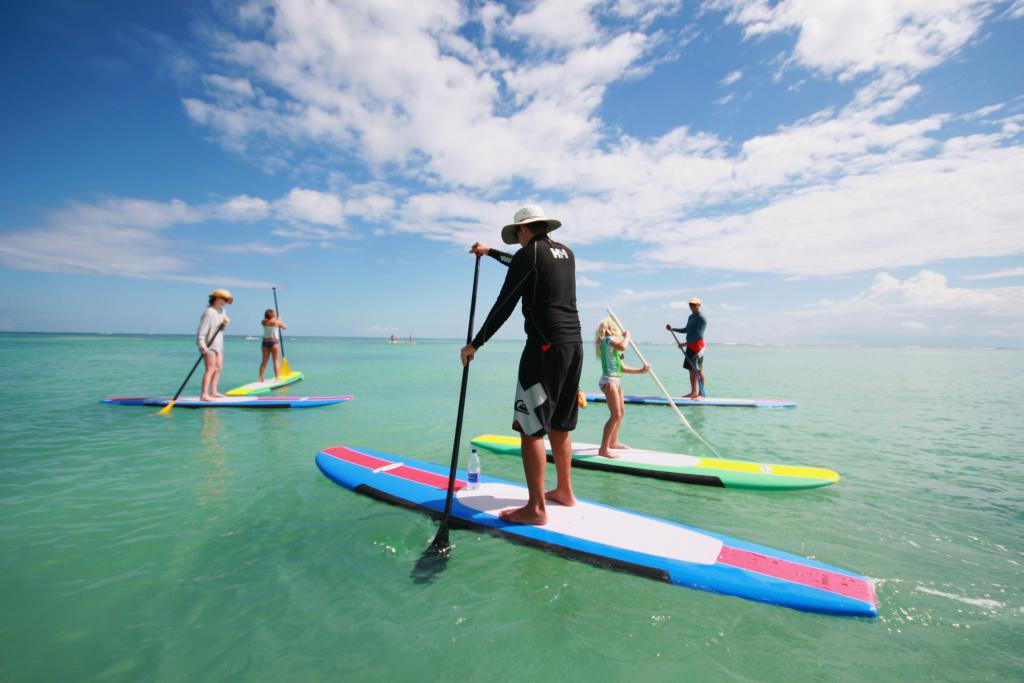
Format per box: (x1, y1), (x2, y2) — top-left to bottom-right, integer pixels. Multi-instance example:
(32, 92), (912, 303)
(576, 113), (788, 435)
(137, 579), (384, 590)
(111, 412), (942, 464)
(595, 317), (649, 458)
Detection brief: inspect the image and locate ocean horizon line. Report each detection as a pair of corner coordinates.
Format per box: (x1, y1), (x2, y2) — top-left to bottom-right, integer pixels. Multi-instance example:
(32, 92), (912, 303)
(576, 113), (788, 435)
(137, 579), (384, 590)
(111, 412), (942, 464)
(1, 330), (1020, 351)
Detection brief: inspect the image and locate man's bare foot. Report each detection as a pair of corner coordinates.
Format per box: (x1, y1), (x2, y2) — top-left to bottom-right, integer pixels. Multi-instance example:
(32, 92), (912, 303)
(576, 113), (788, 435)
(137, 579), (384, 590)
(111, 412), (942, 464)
(214, 392), (228, 398)
(498, 505), (547, 525)
(545, 488), (576, 506)
(258, 377), (265, 383)
(682, 393), (698, 399)
(610, 442), (629, 450)
(200, 395), (214, 402)
(597, 449), (620, 459)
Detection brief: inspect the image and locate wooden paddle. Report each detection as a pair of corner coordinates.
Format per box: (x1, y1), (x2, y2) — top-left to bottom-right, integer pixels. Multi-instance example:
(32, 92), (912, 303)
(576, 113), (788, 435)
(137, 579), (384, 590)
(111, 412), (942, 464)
(607, 308), (718, 455)
(157, 322), (225, 416)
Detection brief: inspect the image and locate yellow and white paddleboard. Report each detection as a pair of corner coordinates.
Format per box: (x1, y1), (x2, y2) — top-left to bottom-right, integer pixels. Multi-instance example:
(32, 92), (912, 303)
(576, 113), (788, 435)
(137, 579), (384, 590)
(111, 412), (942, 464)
(470, 434), (840, 490)
(226, 371), (304, 396)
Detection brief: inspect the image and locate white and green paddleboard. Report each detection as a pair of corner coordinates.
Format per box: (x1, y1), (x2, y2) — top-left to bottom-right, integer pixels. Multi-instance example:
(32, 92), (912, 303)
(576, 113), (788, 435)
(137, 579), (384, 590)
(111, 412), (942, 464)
(226, 370), (304, 396)
(470, 434), (839, 491)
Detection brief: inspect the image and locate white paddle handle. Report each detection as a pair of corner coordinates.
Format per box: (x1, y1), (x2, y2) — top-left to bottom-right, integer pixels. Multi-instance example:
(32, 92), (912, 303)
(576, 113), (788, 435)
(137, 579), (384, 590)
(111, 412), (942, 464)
(607, 308), (718, 456)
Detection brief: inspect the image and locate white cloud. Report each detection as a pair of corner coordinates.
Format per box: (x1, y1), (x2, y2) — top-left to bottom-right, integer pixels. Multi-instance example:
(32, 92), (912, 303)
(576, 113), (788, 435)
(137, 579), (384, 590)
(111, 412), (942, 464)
(507, 0), (603, 50)
(720, 69), (743, 86)
(0, 199), (194, 277)
(203, 74), (255, 98)
(711, 270), (1024, 344)
(218, 195), (270, 221)
(273, 188), (345, 227)
(710, 0), (997, 81)
(639, 140), (1024, 276)
(172, 1), (1023, 284)
(0, 189), (357, 286)
(806, 269), (1023, 317)
(963, 267), (1024, 280)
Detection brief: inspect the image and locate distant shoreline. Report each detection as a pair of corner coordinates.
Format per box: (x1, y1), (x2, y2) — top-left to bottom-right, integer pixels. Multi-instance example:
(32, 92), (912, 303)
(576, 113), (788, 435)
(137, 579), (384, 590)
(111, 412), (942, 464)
(1, 331), (1020, 351)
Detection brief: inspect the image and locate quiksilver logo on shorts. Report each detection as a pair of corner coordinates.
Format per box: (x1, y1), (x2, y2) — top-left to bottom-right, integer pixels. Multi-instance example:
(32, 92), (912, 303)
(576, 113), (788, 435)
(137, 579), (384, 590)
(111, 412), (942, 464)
(515, 399), (529, 414)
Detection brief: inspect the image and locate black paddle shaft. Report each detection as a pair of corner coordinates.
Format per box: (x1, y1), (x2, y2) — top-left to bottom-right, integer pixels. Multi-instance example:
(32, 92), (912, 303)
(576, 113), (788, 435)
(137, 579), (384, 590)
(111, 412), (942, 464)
(432, 255), (482, 552)
(667, 326), (705, 396)
(272, 287), (286, 358)
(170, 323), (225, 401)
(667, 326), (684, 350)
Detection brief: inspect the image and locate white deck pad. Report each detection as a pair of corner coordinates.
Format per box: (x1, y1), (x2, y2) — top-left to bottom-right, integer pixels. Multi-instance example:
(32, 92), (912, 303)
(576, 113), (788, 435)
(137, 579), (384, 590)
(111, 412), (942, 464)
(566, 441), (703, 468)
(456, 482), (722, 565)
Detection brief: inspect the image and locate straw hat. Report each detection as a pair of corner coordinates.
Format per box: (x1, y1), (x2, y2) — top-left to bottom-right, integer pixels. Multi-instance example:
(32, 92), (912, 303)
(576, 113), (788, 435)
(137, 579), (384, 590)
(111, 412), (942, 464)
(210, 288), (234, 304)
(689, 297), (701, 306)
(501, 205), (561, 245)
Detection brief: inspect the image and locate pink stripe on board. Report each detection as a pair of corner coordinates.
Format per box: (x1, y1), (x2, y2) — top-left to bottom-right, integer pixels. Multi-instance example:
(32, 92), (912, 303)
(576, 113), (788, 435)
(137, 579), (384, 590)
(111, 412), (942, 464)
(717, 546), (876, 605)
(388, 465), (466, 491)
(320, 447), (466, 492)
(322, 446), (392, 471)
(256, 395), (350, 401)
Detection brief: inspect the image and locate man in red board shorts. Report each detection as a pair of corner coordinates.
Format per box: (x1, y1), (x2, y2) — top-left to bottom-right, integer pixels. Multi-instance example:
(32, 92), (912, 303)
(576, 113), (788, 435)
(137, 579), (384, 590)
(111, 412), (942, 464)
(460, 205), (583, 525)
(667, 297), (707, 399)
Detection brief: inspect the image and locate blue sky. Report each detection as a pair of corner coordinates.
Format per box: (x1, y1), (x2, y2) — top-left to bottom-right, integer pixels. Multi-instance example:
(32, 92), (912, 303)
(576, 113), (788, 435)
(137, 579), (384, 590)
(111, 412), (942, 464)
(1, 0), (1022, 346)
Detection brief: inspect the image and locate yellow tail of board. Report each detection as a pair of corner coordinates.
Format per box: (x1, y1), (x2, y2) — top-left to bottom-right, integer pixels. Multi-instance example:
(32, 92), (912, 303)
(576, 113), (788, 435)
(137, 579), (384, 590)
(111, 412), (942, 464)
(281, 356), (292, 375)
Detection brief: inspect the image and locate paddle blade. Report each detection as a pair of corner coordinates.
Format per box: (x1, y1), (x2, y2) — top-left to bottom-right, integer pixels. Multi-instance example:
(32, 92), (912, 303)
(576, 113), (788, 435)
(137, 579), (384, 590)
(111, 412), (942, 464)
(280, 356), (292, 375)
(156, 400), (175, 416)
(411, 533), (452, 584)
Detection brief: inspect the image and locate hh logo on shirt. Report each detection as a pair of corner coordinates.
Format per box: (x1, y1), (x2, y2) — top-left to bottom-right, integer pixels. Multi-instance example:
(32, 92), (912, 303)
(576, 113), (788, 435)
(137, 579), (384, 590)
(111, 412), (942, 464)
(549, 247), (569, 259)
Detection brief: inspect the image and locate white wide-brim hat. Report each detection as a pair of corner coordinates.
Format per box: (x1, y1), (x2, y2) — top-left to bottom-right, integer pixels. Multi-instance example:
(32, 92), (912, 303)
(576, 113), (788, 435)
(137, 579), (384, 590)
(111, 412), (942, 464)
(501, 204), (561, 245)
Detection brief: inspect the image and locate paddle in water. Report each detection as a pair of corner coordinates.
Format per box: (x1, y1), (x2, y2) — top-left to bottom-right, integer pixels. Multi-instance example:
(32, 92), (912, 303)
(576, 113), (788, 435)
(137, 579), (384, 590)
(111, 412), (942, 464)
(272, 286), (292, 375)
(411, 255), (482, 583)
(157, 323), (225, 416)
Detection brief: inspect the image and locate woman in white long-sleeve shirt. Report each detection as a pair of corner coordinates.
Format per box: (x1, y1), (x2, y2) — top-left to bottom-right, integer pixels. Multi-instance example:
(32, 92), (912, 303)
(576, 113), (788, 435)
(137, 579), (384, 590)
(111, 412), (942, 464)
(198, 288), (232, 401)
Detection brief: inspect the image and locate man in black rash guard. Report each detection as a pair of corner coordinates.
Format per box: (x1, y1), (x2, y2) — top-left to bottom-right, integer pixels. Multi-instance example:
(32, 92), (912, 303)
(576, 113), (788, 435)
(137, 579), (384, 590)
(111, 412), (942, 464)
(459, 205), (583, 526)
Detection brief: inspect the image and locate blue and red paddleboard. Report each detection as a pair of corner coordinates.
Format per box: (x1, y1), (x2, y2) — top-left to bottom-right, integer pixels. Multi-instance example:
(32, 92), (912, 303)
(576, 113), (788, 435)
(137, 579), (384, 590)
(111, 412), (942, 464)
(316, 446), (877, 617)
(102, 395), (350, 409)
(585, 394), (796, 408)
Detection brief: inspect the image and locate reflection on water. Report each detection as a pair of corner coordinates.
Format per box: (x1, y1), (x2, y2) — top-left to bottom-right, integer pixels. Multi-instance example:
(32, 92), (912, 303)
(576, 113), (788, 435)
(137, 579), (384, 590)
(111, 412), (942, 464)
(198, 410), (228, 506)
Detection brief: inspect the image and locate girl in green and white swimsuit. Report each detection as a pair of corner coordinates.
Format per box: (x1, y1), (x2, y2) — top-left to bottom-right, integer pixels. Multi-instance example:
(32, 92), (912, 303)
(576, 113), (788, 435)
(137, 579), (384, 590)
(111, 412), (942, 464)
(595, 317), (649, 458)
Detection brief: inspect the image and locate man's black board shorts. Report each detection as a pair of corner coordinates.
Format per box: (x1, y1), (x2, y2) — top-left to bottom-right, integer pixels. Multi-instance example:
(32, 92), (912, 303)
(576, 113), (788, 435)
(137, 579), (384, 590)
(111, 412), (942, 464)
(512, 342), (583, 437)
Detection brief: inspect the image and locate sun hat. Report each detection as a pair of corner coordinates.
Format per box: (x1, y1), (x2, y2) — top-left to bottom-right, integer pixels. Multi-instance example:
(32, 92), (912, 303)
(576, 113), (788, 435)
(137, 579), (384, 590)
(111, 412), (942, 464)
(501, 205), (562, 245)
(210, 288), (234, 304)
(689, 297), (701, 306)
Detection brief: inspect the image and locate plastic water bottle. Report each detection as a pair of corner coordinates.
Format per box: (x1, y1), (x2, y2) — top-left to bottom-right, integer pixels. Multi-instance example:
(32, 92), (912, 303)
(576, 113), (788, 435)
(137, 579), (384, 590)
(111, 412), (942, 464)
(467, 449), (481, 490)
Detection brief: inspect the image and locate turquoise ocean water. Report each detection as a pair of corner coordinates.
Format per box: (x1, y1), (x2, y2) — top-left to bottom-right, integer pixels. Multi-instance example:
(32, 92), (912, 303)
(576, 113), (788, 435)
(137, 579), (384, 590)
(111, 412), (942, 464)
(1, 333), (1022, 681)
